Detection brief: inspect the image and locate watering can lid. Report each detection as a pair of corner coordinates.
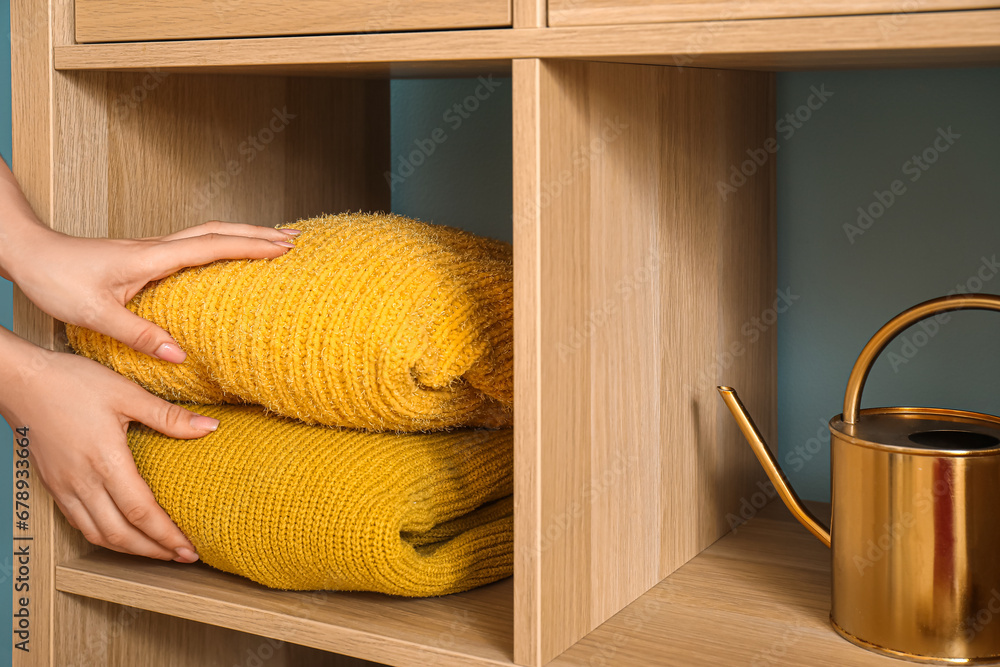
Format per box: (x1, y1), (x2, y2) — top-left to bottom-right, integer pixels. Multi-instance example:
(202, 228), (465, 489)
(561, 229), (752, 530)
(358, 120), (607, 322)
(836, 294), (1000, 456)
(831, 406), (1000, 456)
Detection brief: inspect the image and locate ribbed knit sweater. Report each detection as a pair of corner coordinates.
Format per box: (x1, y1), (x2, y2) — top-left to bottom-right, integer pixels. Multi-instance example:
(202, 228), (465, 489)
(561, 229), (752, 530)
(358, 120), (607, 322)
(128, 404), (513, 595)
(67, 212), (513, 432)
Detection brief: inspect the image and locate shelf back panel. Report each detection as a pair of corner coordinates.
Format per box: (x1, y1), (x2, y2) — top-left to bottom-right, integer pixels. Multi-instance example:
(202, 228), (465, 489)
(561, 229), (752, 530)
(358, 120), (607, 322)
(104, 73), (389, 238)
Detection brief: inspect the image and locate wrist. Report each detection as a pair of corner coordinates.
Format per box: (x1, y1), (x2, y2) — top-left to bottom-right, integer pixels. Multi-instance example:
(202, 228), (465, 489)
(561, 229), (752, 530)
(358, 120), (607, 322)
(0, 327), (52, 419)
(0, 214), (57, 284)
(0, 158), (55, 283)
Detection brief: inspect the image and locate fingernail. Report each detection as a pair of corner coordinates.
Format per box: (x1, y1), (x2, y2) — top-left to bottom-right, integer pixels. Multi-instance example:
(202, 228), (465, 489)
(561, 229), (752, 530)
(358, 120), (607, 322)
(280, 229), (301, 236)
(154, 342), (186, 363)
(190, 415), (220, 432)
(175, 547), (199, 562)
(273, 240), (295, 248)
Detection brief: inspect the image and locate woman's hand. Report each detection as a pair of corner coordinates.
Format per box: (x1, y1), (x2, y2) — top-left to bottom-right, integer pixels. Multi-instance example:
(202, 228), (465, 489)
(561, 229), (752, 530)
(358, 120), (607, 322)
(0, 330), (219, 561)
(0, 159), (297, 362)
(4, 220), (296, 363)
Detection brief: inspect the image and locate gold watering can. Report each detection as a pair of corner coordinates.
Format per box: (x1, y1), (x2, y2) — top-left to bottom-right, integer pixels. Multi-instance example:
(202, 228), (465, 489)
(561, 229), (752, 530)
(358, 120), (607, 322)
(719, 294), (1000, 664)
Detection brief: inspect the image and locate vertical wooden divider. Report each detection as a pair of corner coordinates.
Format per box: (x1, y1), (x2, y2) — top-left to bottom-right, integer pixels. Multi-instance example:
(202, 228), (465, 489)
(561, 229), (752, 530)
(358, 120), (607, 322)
(512, 57), (544, 667)
(513, 0), (546, 27)
(512, 59), (776, 666)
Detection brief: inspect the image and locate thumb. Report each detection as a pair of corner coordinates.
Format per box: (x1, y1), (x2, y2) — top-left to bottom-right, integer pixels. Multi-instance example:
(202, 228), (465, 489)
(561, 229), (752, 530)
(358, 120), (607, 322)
(124, 391), (220, 439)
(95, 305), (187, 363)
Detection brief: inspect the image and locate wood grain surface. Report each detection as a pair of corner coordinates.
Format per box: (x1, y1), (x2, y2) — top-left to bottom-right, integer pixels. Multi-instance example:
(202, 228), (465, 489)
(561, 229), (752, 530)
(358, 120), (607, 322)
(17, 0), (995, 664)
(58, 503), (918, 667)
(55, 11), (1000, 75)
(105, 73), (389, 238)
(57, 554), (512, 667)
(547, 502), (908, 666)
(549, 0), (1000, 28)
(75, 0), (510, 43)
(513, 59), (775, 665)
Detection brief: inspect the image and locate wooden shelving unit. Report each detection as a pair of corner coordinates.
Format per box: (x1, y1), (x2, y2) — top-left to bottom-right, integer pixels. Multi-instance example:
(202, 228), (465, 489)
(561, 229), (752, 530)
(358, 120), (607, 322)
(12, 0), (1000, 665)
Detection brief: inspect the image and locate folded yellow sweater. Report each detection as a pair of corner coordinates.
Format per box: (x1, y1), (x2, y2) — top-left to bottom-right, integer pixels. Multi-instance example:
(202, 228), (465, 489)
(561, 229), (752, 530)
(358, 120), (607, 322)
(68, 212), (513, 431)
(128, 404), (513, 595)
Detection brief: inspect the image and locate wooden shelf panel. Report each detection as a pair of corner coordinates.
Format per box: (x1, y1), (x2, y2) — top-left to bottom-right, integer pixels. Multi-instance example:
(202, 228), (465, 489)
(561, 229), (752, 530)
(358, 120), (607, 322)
(54, 10), (1000, 75)
(548, 0), (1000, 29)
(550, 502), (904, 666)
(55, 554), (513, 667)
(56, 501), (912, 666)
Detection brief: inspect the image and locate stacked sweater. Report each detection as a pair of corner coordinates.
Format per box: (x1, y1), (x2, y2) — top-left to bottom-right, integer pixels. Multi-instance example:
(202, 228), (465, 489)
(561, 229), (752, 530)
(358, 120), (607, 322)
(66, 212), (514, 596)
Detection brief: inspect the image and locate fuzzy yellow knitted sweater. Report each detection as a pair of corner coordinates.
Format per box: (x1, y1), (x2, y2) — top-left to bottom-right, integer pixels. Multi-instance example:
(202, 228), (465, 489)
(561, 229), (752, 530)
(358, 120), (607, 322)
(67, 212), (513, 432)
(128, 404), (513, 595)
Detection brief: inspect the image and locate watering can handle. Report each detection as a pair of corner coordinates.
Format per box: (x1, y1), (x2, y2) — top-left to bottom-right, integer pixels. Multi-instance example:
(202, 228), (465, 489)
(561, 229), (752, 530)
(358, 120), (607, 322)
(842, 293), (1000, 425)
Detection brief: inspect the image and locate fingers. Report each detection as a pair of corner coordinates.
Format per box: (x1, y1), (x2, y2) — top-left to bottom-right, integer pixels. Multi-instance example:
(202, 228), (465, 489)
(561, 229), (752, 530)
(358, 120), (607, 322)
(145, 232), (294, 281)
(69, 491), (177, 560)
(99, 223), (298, 360)
(39, 415), (200, 562)
(124, 389), (220, 440)
(105, 391), (214, 560)
(101, 465), (200, 562)
(92, 305), (187, 363)
(17, 353), (205, 563)
(55, 486), (189, 562)
(158, 220), (300, 243)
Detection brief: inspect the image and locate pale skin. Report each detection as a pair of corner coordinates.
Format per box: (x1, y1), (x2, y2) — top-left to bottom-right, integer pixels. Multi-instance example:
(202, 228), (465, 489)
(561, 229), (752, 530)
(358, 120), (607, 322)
(0, 158), (298, 563)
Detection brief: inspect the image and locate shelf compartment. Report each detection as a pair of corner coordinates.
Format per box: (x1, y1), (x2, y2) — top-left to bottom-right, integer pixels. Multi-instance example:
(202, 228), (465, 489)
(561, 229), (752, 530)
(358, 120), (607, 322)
(54, 10), (1000, 76)
(55, 553), (512, 666)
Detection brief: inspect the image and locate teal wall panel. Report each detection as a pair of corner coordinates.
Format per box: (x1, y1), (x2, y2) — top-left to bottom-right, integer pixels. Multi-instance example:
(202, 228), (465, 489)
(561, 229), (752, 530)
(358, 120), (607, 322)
(390, 77), (512, 243)
(776, 69), (1000, 500)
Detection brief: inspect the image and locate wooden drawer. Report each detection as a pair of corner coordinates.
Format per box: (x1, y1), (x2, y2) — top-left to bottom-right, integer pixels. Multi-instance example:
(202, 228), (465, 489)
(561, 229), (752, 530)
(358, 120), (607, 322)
(75, 0), (511, 43)
(548, 0), (1000, 28)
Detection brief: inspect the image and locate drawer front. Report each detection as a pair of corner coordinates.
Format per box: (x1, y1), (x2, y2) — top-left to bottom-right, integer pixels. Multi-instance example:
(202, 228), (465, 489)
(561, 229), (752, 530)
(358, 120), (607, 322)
(75, 0), (511, 42)
(549, 0), (1000, 27)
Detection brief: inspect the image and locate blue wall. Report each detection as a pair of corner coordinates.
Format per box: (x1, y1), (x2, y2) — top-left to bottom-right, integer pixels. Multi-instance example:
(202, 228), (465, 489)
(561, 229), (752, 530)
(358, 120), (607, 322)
(390, 78), (513, 242)
(776, 69), (1000, 500)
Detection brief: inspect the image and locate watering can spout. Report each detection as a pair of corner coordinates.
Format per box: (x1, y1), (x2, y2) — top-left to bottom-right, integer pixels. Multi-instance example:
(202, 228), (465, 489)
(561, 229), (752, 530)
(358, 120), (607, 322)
(717, 386), (831, 548)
